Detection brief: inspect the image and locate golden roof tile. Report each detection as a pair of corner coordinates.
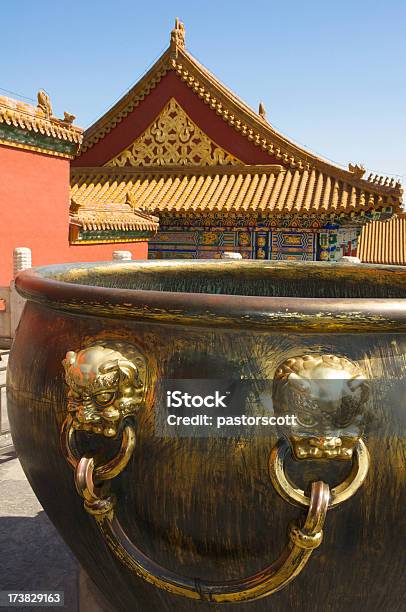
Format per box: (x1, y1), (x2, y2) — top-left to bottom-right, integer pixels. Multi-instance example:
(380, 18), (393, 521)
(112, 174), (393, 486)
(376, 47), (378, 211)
(357, 215), (406, 264)
(76, 21), (402, 209)
(71, 165), (400, 217)
(69, 198), (159, 233)
(0, 91), (82, 157)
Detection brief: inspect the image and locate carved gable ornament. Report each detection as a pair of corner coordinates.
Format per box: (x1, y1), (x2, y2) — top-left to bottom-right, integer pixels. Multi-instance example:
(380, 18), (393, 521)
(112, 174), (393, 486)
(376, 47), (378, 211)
(106, 98), (241, 167)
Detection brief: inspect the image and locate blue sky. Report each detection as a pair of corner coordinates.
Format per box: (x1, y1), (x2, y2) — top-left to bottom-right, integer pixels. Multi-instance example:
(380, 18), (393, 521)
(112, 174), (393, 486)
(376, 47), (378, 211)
(1, 0), (405, 179)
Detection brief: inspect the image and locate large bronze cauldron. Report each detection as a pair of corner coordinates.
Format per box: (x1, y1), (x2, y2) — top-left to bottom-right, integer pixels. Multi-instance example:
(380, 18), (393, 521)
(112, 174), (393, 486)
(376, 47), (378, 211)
(7, 261), (406, 611)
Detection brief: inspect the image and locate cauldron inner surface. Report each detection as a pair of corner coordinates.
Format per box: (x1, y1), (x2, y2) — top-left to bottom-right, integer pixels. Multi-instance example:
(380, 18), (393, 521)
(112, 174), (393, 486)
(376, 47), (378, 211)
(39, 260), (406, 299)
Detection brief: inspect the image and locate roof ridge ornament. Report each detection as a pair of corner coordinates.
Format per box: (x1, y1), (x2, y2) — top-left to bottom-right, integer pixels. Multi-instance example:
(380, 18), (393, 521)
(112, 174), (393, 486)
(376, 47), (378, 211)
(348, 163), (366, 179)
(126, 191), (139, 211)
(69, 198), (83, 215)
(367, 172), (403, 194)
(37, 90), (53, 118)
(258, 102), (267, 120)
(62, 111), (76, 125)
(126, 191), (158, 218)
(170, 18), (186, 54)
(37, 89), (78, 127)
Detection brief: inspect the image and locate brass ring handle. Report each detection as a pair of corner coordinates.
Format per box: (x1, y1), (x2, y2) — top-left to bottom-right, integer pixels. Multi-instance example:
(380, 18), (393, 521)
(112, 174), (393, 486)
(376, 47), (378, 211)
(60, 345), (371, 603)
(61, 419), (367, 603)
(61, 417), (135, 481)
(73, 447), (330, 604)
(269, 437), (370, 509)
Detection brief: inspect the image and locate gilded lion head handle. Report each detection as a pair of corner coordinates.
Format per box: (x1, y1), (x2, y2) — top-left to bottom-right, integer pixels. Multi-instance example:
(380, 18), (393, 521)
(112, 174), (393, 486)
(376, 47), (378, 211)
(60, 345), (371, 602)
(63, 345), (145, 437)
(272, 353), (370, 461)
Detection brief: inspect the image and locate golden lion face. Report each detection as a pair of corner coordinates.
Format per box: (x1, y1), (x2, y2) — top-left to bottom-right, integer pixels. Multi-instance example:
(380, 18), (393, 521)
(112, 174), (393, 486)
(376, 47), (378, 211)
(273, 354), (369, 460)
(63, 345), (145, 437)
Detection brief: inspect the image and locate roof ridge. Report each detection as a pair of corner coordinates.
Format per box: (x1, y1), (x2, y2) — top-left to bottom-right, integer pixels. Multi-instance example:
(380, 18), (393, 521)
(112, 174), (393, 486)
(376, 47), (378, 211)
(72, 164), (286, 176)
(0, 92), (82, 143)
(173, 47), (402, 197)
(77, 20), (402, 202)
(81, 49), (172, 146)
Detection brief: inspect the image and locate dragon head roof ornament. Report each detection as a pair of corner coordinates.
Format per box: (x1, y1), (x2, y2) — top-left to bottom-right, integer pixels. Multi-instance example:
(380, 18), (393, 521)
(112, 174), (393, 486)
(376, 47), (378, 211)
(170, 18), (186, 55)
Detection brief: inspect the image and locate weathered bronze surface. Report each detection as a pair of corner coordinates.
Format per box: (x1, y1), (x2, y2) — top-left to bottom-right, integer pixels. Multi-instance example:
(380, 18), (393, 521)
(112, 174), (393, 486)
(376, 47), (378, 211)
(60, 345), (370, 602)
(7, 260), (406, 611)
(14, 260), (406, 331)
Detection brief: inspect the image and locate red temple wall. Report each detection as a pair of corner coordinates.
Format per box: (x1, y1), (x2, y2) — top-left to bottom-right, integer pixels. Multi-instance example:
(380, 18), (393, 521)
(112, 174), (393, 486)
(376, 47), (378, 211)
(74, 71), (279, 167)
(0, 145), (147, 285)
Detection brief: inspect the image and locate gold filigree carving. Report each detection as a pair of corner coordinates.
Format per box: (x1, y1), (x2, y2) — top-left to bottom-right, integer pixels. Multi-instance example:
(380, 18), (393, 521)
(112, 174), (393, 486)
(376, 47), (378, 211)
(106, 98), (241, 167)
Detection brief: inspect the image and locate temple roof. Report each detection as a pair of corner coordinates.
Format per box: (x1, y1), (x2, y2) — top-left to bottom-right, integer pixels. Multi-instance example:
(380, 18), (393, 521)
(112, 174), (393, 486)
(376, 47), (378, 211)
(357, 215), (406, 265)
(71, 164), (399, 218)
(75, 19), (402, 211)
(70, 197), (159, 232)
(0, 91), (82, 158)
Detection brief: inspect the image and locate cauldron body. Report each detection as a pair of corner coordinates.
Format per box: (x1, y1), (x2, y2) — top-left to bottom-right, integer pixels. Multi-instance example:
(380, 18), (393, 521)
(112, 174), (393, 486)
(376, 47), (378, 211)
(7, 261), (406, 612)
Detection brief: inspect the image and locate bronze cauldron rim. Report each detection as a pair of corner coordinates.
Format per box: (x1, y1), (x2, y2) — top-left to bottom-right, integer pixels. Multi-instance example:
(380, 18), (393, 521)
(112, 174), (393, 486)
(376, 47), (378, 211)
(14, 259), (406, 333)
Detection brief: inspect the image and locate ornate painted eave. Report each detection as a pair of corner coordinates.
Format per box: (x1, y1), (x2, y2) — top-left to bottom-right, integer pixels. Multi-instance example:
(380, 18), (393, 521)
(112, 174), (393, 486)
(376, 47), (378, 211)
(71, 164), (400, 218)
(0, 91), (83, 158)
(78, 20), (403, 207)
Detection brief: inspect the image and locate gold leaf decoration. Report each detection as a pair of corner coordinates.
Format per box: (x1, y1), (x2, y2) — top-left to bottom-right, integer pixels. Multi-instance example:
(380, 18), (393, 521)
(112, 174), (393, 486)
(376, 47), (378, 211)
(106, 98), (241, 167)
